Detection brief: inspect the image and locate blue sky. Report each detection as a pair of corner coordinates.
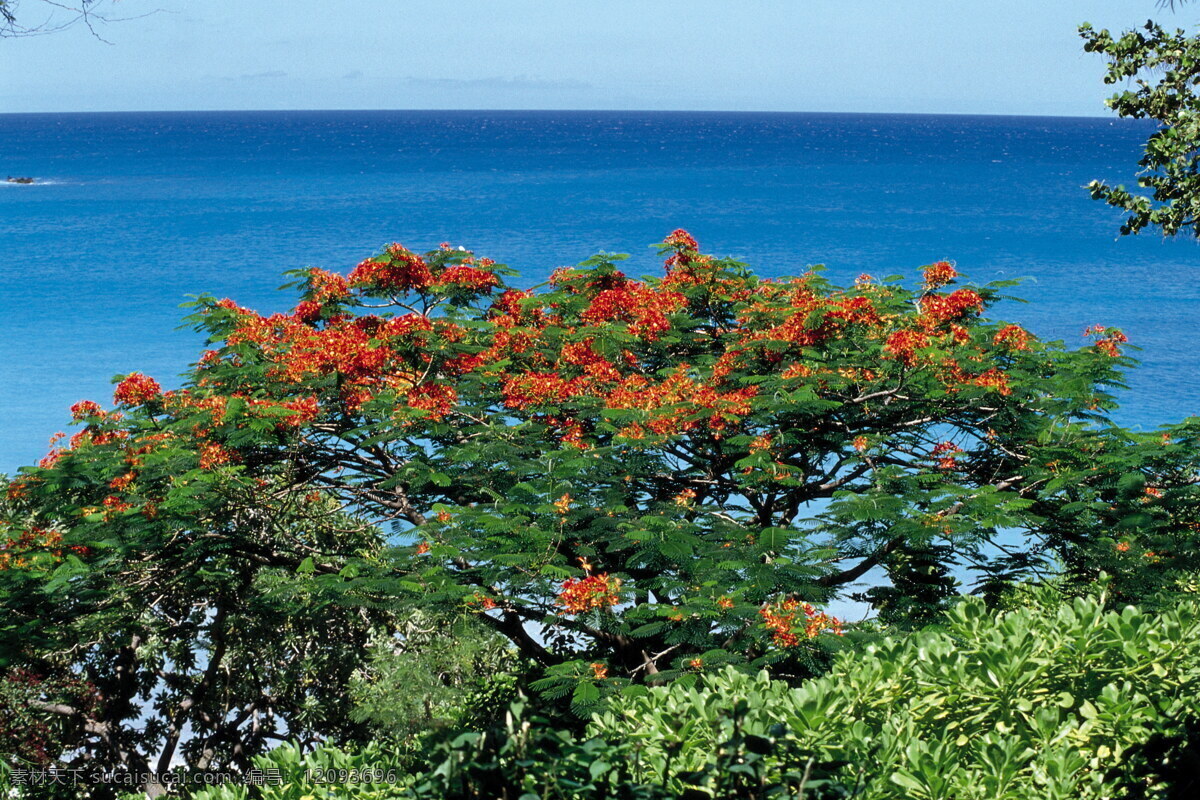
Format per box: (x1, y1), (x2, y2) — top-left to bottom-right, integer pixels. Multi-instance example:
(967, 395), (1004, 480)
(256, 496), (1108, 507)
(0, 0), (1192, 115)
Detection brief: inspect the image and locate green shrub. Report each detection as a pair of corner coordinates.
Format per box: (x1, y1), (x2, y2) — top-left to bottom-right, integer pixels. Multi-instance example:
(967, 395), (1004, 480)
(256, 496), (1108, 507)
(176, 742), (411, 800)
(590, 589), (1200, 799)
(100, 589), (1200, 799)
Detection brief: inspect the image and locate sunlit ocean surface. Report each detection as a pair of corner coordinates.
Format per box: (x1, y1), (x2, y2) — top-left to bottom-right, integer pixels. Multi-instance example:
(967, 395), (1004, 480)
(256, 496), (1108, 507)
(1, 110), (1197, 473)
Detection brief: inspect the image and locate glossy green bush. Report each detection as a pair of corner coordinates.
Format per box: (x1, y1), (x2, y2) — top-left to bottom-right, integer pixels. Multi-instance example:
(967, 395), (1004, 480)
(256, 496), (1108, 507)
(174, 742), (411, 800)
(590, 589), (1200, 799)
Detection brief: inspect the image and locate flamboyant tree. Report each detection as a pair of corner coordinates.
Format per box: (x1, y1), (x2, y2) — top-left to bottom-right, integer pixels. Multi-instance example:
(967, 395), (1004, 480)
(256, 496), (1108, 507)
(5, 232), (1200, 784)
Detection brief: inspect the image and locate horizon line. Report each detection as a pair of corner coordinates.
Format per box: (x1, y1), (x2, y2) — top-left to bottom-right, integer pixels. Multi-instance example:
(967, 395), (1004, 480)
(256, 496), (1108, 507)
(0, 107), (1127, 122)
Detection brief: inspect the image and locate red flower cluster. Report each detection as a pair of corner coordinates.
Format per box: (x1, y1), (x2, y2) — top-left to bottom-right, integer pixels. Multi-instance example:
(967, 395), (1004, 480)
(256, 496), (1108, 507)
(582, 283), (687, 341)
(277, 395), (320, 427)
(490, 288), (540, 323)
(931, 441), (963, 470)
(557, 573), (622, 614)
(502, 372), (587, 410)
(759, 598), (843, 647)
(307, 268), (350, 304)
(348, 244), (434, 293)
(993, 324), (1032, 351)
(920, 289), (984, 324)
(0, 524), (89, 571)
(824, 295), (880, 326)
(1084, 325), (1129, 357)
(113, 373), (162, 407)
(69, 400), (104, 421)
(198, 441), (235, 470)
(108, 472), (135, 491)
(293, 301), (323, 323)
(664, 229), (698, 251)
(883, 329), (930, 365)
(922, 261), (957, 289)
(606, 367), (757, 436)
(972, 368), (1012, 396)
(406, 383), (457, 421)
(434, 265), (501, 293)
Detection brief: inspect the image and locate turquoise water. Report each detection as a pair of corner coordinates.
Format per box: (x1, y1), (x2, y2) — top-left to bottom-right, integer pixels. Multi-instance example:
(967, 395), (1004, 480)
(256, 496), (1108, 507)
(1, 110), (1197, 473)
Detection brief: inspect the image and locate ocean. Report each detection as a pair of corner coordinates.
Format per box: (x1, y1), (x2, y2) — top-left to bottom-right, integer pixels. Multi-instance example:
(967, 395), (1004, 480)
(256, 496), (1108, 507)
(1, 110), (1197, 474)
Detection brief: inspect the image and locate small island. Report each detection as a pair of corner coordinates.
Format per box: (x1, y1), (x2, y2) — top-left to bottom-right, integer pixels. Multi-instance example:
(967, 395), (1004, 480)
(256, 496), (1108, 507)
(5, 176), (35, 184)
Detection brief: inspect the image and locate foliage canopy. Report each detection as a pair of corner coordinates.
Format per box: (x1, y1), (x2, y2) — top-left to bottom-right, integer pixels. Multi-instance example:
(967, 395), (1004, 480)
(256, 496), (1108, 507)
(4, 233), (1200, 788)
(1083, 18), (1200, 237)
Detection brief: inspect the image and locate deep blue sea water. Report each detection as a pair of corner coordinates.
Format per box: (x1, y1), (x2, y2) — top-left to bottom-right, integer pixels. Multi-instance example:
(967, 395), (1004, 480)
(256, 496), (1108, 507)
(2, 110), (1198, 474)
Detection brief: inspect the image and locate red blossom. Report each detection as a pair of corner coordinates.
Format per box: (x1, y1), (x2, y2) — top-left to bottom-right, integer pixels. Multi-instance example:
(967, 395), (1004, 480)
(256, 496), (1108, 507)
(993, 324), (1032, 351)
(922, 261), (958, 289)
(348, 244), (433, 293)
(931, 441), (963, 470)
(972, 368), (1012, 396)
(825, 295), (880, 326)
(306, 268), (350, 304)
(434, 265), (501, 293)
(114, 373), (162, 406)
(920, 288), (984, 324)
(581, 283), (687, 341)
(406, 383), (458, 421)
(70, 400), (104, 421)
(502, 372), (587, 410)
(280, 396), (320, 427)
(384, 313), (435, 339)
(883, 329), (929, 365)
(664, 228), (698, 250)
(1084, 325), (1128, 357)
(760, 598), (842, 647)
(293, 301), (322, 323)
(557, 572), (622, 614)
(198, 442), (235, 470)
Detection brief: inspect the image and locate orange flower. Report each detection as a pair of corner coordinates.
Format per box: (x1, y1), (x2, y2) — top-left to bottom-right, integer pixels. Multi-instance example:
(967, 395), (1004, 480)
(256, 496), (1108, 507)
(1084, 325), (1128, 357)
(931, 441), (962, 471)
(883, 329), (929, 365)
(972, 368), (1012, 396)
(993, 324), (1031, 351)
(922, 261), (957, 289)
(557, 573), (622, 614)
(347, 244), (433, 293)
(198, 442), (234, 470)
(113, 373), (162, 406)
(406, 383), (457, 421)
(108, 472), (136, 491)
(749, 434), (773, 454)
(920, 289), (983, 323)
(664, 229), (698, 250)
(760, 598), (842, 647)
(554, 493), (572, 514)
(70, 400), (105, 421)
(590, 662), (609, 680)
